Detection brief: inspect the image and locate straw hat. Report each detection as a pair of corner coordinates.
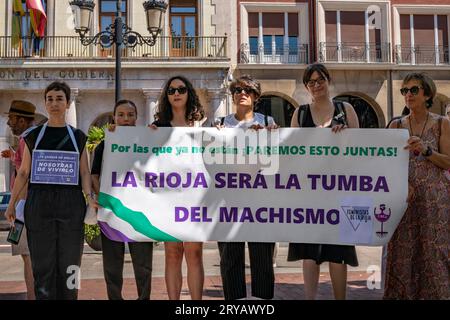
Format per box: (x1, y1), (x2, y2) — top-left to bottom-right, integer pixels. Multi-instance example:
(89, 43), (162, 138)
(5, 100), (36, 118)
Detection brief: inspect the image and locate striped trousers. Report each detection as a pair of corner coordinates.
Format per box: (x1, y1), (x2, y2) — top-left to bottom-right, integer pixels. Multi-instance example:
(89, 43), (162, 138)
(218, 242), (275, 300)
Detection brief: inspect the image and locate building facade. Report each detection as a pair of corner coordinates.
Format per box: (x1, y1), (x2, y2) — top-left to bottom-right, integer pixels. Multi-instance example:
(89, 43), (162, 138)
(236, 0), (450, 129)
(0, 0), (234, 190)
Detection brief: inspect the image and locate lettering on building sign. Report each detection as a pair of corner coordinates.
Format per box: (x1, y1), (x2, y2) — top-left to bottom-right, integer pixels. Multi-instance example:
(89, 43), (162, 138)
(0, 70), (114, 81)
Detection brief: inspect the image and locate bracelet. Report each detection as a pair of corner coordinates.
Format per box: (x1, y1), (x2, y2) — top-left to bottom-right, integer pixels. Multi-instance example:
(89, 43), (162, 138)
(422, 146), (433, 157)
(88, 192), (96, 200)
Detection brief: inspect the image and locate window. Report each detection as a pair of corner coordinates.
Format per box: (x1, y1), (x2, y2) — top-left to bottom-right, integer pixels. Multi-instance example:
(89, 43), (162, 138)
(99, 0), (127, 32)
(169, 0), (198, 57)
(246, 12), (300, 62)
(289, 36), (298, 55)
(263, 35), (272, 54)
(399, 14), (449, 64)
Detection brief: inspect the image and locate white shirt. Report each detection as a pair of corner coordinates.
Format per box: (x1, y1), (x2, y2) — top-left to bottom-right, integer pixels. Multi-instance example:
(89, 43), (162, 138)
(222, 112), (276, 129)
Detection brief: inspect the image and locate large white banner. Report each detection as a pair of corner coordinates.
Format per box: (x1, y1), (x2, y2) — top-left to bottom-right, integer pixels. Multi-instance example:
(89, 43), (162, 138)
(97, 127), (409, 246)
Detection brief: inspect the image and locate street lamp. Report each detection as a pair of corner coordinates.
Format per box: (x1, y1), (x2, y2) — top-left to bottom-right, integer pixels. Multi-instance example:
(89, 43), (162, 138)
(69, 0), (168, 102)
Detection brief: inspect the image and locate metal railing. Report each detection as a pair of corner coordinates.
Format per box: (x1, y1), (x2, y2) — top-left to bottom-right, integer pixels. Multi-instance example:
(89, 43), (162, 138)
(394, 45), (449, 65)
(319, 42), (391, 63)
(240, 43), (309, 64)
(0, 35), (228, 59)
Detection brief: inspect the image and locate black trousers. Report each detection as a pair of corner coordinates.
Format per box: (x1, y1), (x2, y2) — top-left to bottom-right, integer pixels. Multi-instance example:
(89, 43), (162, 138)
(25, 188), (85, 300)
(101, 233), (153, 300)
(218, 242), (275, 300)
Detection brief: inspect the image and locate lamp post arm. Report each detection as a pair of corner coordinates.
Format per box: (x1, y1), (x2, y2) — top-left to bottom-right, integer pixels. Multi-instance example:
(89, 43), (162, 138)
(79, 31), (113, 47)
(123, 31), (158, 47)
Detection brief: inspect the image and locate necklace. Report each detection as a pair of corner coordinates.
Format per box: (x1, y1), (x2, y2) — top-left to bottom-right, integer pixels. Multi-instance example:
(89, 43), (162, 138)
(408, 112), (430, 156)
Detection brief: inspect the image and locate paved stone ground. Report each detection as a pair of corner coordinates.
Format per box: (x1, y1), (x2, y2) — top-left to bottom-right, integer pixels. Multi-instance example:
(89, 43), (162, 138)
(0, 271), (384, 300)
(0, 236), (384, 300)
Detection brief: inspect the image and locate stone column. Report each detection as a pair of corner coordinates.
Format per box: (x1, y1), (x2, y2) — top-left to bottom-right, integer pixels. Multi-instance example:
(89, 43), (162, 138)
(208, 89), (228, 121)
(142, 89), (161, 125)
(66, 88), (79, 127)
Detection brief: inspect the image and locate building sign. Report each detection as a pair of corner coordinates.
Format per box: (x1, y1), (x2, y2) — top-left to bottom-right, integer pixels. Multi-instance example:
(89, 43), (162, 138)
(0, 69), (114, 81)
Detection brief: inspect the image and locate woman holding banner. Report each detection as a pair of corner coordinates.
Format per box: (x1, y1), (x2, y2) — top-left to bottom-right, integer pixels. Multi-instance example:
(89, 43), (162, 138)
(4, 81), (97, 300)
(385, 73), (450, 299)
(216, 75), (277, 300)
(152, 75), (206, 300)
(91, 100), (154, 300)
(288, 63), (359, 300)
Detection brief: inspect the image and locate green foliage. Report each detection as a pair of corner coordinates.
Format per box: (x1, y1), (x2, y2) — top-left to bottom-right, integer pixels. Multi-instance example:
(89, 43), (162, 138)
(86, 125), (107, 153)
(84, 125), (106, 242)
(84, 223), (101, 243)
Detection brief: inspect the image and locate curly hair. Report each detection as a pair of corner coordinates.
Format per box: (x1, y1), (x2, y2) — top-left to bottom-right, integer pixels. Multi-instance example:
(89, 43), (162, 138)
(155, 76), (205, 124)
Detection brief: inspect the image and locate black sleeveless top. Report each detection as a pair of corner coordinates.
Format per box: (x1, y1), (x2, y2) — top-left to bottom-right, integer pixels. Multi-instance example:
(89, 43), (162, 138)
(301, 103), (347, 128)
(25, 125), (87, 190)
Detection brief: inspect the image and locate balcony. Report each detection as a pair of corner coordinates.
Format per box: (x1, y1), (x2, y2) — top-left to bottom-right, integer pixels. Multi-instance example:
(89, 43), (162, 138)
(240, 43), (309, 64)
(395, 45), (450, 65)
(0, 36), (228, 60)
(319, 42), (391, 63)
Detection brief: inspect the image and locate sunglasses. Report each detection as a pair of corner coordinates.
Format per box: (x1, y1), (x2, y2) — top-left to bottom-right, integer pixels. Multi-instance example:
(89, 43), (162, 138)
(306, 77), (326, 88)
(400, 86), (422, 96)
(232, 87), (256, 95)
(167, 86), (188, 95)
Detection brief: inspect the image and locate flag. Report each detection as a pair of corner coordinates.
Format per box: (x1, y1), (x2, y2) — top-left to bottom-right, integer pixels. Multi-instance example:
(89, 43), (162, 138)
(13, 0), (25, 15)
(26, 0), (47, 37)
(12, 0), (25, 48)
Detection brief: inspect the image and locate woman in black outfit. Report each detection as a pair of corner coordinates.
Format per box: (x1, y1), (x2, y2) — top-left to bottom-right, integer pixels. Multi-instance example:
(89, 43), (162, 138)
(5, 81), (96, 299)
(91, 100), (154, 300)
(289, 63), (359, 300)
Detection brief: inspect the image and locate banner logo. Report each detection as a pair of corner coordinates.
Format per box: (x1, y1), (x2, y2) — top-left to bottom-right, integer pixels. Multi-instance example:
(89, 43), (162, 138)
(374, 204), (391, 238)
(341, 206), (371, 231)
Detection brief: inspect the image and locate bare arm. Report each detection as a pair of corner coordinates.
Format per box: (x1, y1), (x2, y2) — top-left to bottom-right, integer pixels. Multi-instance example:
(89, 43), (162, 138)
(80, 148), (98, 208)
(290, 108), (300, 128)
(91, 174), (100, 195)
(343, 102), (360, 129)
(4, 145), (31, 223)
(406, 117), (450, 170)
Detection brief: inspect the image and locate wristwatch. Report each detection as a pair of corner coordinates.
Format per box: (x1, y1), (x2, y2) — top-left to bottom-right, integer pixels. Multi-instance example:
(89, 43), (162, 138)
(422, 146), (433, 157)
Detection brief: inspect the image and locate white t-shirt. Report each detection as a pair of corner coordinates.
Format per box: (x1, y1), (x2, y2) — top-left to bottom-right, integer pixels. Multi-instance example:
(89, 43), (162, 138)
(222, 112), (276, 129)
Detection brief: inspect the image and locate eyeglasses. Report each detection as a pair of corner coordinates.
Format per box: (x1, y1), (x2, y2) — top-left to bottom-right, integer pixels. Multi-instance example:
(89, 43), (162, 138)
(400, 86), (422, 96)
(306, 77), (326, 88)
(231, 87), (256, 95)
(167, 86), (188, 95)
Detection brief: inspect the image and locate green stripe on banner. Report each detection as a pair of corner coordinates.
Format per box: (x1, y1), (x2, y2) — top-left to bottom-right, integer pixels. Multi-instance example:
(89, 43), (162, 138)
(98, 192), (181, 242)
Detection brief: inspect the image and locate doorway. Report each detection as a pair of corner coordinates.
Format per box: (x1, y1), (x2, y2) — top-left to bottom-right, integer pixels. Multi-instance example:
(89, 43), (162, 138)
(334, 95), (380, 128)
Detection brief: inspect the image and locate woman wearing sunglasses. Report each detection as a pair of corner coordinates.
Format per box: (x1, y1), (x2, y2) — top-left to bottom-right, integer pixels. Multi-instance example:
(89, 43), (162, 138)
(152, 75), (206, 300)
(384, 73), (450, 300)
(217, 75), (277, 300)
(288, 63), (360, 300)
